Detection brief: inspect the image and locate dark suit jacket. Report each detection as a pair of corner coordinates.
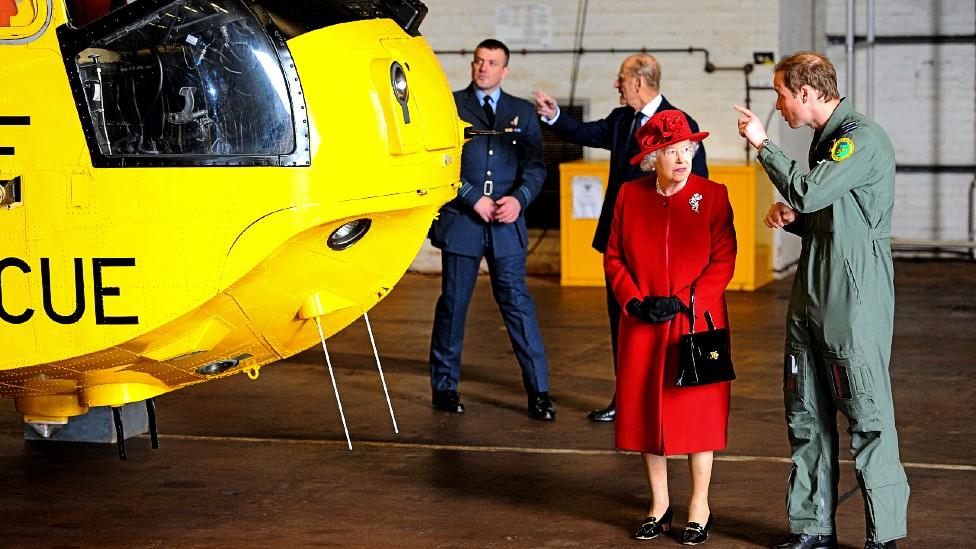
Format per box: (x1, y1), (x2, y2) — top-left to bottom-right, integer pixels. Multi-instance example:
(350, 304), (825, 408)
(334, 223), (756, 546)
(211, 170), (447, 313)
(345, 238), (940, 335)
(548, 96), (708, 253)
(429, 84), (546, 258)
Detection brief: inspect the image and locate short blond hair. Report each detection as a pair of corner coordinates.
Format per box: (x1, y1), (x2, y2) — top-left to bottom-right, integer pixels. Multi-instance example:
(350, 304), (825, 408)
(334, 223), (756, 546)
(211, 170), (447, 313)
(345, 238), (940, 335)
(775, 52), (839, 101)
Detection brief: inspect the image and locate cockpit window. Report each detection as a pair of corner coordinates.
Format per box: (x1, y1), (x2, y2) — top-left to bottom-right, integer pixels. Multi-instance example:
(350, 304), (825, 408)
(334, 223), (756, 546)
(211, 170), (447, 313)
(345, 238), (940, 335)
(62, 0), (301, 164)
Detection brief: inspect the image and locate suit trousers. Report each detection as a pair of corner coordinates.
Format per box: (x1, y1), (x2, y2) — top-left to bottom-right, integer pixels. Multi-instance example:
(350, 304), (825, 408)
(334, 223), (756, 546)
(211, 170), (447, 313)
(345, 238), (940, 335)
(429, 234), (549, 395)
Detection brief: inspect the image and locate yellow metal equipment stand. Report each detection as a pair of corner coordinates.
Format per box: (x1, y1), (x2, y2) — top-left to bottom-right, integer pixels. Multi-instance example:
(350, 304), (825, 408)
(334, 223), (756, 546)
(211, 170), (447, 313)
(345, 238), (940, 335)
(559, 160), (774, 291)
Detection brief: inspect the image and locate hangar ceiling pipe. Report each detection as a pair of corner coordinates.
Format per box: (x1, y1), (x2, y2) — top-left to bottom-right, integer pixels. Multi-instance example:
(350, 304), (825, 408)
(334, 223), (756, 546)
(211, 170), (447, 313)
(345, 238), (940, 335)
(866, 0), (876, 118)
(846, 0), (855, 102)
(567, 0), (589, 107)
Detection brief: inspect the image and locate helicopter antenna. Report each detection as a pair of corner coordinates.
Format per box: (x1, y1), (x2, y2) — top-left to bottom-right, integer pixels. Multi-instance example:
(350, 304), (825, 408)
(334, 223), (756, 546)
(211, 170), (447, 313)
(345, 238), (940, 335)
(363, 312), (398, 434)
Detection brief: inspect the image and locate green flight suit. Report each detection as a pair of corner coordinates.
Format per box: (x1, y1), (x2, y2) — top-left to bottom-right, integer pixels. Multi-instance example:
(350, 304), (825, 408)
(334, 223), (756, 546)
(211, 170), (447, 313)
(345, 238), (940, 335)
(757, 99), (909, 543)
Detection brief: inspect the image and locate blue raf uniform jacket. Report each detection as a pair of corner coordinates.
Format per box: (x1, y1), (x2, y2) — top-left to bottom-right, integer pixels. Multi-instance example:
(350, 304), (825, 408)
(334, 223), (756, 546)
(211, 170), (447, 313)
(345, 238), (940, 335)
(428, 84), (546, 258)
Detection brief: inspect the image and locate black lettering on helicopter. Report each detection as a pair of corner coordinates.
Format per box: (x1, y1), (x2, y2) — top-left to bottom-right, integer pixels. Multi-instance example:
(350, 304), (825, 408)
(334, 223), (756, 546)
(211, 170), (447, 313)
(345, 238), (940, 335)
(0, 257), (139, 325)
(0, 116), (30, 155)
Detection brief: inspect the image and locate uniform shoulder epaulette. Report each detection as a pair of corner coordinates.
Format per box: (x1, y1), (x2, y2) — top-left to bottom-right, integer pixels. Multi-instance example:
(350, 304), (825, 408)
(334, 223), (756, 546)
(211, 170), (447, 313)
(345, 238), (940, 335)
(840, 120), (859, 135)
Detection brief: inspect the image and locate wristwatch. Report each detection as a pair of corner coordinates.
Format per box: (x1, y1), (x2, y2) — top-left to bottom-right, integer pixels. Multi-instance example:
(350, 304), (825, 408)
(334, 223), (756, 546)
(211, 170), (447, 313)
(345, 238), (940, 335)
(758, 138), (772, 152)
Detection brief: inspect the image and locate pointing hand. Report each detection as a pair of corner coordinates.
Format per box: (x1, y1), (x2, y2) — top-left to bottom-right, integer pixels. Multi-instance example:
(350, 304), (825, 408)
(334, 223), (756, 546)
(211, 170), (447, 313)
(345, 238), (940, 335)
(733, 104), (768, 149)
(532, 89), (558, 119)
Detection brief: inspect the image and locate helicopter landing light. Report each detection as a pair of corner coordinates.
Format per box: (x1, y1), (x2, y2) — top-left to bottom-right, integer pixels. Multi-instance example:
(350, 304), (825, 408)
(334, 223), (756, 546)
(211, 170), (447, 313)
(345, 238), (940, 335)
(328, 219), (372, 251)
(195, 353), (253, 376)
(390, 62), (410, 123)
(196, 359), (238, 376)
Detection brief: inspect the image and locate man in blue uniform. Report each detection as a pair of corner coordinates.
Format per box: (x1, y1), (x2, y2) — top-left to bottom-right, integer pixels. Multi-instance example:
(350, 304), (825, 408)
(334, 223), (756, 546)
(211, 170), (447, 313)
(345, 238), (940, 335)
(427, 39), (553, 420)
(534, 54), (707, 421)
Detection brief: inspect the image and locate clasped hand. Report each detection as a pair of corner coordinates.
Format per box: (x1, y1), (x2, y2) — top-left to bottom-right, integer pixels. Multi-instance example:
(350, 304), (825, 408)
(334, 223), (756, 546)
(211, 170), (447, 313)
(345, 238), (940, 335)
(626, 296), (688, 323)
(474, 195), (522, 223)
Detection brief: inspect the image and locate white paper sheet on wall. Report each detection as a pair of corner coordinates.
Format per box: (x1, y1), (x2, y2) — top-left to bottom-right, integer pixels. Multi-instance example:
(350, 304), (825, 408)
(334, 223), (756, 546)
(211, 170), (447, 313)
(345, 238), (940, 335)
(572, 175), (603, 219)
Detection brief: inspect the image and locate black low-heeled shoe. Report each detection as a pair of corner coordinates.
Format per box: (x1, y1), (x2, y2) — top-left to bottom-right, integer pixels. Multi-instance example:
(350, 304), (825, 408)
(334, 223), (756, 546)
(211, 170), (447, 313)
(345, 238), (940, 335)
(633, 507), (673, 540)
(681, 513), (713, 545)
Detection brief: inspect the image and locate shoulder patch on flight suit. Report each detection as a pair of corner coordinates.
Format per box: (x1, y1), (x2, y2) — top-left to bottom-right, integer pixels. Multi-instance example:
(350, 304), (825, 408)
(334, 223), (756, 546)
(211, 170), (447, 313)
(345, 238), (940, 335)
(831, 137), (855, 161)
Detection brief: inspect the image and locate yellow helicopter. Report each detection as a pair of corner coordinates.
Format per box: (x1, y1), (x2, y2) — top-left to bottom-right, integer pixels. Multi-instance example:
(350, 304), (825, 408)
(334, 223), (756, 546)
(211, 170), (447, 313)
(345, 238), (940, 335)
(0, 0), (464, 449)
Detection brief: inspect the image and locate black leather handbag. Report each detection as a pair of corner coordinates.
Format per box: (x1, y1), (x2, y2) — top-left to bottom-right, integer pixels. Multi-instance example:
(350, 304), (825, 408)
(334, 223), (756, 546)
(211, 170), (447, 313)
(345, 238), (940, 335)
(676, 283), (735, 387)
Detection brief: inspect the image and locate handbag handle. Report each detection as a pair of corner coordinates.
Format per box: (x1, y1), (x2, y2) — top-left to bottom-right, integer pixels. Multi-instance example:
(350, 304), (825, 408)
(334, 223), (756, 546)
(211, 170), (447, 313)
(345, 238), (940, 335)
(686, 283), (716, 334)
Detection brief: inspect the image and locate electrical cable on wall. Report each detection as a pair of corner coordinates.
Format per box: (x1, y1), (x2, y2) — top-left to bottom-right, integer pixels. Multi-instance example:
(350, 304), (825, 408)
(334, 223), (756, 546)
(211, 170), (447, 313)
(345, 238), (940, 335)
(567, 0), (589, 108)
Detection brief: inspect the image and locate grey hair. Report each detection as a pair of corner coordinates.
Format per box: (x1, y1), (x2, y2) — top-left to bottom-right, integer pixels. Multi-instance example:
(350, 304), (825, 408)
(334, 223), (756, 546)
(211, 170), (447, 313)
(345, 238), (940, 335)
(629, 53), (661, 88)
(639, 141), (700, 173)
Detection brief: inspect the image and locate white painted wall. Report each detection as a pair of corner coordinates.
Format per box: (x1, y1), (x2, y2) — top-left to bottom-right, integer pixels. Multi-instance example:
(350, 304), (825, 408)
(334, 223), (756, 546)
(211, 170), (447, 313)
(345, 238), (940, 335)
(422, 0), (782, 165)
(411, 0), (975, 273)
(825, 0), (976, 244)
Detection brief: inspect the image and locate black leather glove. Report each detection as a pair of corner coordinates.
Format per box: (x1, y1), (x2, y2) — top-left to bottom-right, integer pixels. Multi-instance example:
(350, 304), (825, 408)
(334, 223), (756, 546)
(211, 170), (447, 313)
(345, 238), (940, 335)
(641, 296), (688, 323)
(627, 296), (688, 323)
(625, 298), (645, 319)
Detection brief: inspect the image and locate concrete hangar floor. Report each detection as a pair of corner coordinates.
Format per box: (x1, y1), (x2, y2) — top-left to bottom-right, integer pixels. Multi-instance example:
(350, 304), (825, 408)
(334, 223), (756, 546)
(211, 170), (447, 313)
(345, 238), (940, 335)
(0, 260), (972, 548)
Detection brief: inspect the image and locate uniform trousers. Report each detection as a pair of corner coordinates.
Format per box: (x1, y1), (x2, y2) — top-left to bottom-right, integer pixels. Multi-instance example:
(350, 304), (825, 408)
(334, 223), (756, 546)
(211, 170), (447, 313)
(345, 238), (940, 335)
(429, 231), (549, 395)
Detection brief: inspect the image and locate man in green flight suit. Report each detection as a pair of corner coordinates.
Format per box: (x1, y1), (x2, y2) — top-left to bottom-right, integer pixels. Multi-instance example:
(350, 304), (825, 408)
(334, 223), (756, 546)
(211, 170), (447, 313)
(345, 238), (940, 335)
(734, 52), (909, 549)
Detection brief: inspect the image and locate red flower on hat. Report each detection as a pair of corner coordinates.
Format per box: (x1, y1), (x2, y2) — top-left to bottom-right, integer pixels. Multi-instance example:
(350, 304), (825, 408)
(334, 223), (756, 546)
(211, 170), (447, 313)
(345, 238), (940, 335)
(661, 112), (683, 137)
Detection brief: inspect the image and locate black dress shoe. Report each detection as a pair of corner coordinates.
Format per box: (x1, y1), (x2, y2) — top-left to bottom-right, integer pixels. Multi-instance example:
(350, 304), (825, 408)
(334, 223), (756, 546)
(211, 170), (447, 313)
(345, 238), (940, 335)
(633, 507), (673, 540)
(864, 541), (896, 549)
(528, 392), (555, 420)
(772, 533), (838, 549)
(431, 390), (464, 413)
(586, 402), (615, 422)
(681, 514), (713, 545)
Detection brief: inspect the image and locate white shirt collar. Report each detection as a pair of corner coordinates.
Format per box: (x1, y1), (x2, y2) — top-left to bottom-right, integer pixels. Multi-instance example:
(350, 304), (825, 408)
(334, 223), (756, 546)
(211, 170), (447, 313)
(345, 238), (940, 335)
(638, 94), (664, 123)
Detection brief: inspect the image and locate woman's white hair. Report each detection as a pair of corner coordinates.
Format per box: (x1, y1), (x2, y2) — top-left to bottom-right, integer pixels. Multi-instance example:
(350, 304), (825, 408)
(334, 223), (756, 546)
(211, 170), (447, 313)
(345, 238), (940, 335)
(638, 141), (700, 173)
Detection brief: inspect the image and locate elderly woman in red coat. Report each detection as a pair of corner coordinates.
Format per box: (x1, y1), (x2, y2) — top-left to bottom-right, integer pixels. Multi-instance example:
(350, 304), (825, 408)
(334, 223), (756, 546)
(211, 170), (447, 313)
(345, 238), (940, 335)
(605, 110), (736, 545)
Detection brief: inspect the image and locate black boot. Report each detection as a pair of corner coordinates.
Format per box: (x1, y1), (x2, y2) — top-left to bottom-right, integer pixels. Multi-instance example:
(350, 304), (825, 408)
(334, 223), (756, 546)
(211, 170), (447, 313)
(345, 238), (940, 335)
(528, 392), (555, 420)
(586, 397), (615, 422)
(772, 533), (838, 549)
(431, 390), (464, 413)
(863, 541), (896, 549)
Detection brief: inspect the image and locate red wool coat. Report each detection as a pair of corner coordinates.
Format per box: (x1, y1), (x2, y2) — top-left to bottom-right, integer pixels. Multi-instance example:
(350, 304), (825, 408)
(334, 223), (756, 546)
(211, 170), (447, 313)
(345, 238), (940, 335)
(605, 174), (737, 455)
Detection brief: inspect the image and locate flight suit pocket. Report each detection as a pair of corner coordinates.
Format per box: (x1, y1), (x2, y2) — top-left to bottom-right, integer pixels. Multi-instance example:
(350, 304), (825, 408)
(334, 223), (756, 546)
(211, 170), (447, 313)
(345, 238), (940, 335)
(783, 346), (814, 446)
(783, 348), (804, 400)
(825, 353), (882, 433)
(843, 257), (862, 306)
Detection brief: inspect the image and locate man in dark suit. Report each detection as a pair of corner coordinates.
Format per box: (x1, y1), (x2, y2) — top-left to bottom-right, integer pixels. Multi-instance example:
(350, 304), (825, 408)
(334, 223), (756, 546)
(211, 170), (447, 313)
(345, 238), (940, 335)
(427, 39), (554, 420)
(534, 54), (708, 421)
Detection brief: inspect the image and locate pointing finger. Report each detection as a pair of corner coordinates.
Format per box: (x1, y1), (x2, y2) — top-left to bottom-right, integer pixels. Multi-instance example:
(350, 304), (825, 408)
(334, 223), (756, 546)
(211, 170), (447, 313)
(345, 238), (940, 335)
(732, 104), (755, 118)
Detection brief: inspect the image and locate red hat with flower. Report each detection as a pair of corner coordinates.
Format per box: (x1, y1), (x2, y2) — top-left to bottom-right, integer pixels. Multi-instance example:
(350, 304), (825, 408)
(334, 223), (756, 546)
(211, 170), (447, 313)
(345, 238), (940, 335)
(629, 109), (709, 165)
